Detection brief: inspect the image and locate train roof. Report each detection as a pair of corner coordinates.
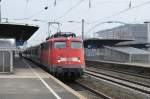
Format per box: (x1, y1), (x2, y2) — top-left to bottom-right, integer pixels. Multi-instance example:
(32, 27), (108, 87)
(47, 37), (82, 42)
(51, 32), (76, 38)
(46, 32), (78, 40)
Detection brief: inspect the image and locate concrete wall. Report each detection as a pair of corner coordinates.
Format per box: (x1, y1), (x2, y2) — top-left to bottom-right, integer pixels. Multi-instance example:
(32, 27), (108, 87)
(85, 46), (150, 64)
(104, 47), (130, 62)
(104, 47), (150, 63)
(131, 54), (150, 63)
(85, 48), (104, 60)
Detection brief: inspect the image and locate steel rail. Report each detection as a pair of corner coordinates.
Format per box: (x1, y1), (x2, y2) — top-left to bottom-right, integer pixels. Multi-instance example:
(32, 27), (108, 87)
(85, 70), (150, 95)
(86, 60), (150, 80)
(75, 81), (113, 99)
(86, 68), (150, 88)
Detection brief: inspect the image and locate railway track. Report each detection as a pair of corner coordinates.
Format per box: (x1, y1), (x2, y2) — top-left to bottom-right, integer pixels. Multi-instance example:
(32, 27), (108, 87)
(86, 60), (150, 78)
(65, 81), (112, 99)
(87, 65), (150, 80)
(86, 67), (150, 88)
(75, 81), (112, 99)
(66, 81), (112, 99)
(85, 70), (150, 95)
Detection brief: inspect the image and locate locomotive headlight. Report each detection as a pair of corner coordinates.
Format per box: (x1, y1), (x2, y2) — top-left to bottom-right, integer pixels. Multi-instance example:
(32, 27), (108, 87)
(57, 57), (80, 62)
(60, 57), (67, 61)
(77, 57), (80, 62)
(72, 57), (80, 62)
(57, 57), (61, 62)
(57, 57), (66, 62)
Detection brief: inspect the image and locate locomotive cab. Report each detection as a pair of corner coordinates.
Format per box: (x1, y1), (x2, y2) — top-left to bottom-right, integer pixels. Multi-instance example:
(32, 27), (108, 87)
(47, 32), (85, 78)
(51, 37), (85, 78)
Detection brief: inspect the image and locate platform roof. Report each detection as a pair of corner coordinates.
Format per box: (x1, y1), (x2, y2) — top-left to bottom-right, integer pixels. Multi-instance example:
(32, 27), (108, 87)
(117, 42), (149, 48)
(0, 23), (39, 41)
(105, 46), (150, 54)
(84, 38), (132, 48)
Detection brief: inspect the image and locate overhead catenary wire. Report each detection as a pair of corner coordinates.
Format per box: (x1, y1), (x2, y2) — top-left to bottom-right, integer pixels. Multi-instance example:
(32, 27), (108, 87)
(23, 0), (49, 19)
(24, 6), (48, 20)
(55, 0), (85, 21)
(86, 0), (150, 33)
(15, 0), (84, 22)
(67, 24), (81, 32)
(91, 0), (150, 24)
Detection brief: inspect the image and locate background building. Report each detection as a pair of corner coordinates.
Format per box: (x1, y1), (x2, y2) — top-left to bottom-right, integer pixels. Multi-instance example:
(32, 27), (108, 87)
(85, 24), (150, 64)
(94, 24), (150, 46)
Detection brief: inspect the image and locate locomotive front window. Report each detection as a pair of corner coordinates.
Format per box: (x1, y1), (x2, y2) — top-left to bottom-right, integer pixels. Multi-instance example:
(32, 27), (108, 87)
(54, 42), (66, 48)
(71, 42), (82, 48)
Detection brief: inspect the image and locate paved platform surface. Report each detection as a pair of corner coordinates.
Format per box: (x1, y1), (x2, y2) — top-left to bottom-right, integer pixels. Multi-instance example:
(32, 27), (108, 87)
(0, 57), (85, 99)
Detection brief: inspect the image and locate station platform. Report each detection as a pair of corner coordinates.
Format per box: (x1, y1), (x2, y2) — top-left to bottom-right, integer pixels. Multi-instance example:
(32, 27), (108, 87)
(86, 59), (150, 69)
(0, 57), (85, 99)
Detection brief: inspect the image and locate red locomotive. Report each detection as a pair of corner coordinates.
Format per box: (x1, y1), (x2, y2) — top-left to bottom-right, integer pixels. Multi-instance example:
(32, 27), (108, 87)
(23, 32), (85, 79)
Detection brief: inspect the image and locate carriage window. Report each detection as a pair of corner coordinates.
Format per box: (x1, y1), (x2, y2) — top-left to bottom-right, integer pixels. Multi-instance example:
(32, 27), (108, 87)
(54, 42), (66, 48)
(71, 42), (82, 48)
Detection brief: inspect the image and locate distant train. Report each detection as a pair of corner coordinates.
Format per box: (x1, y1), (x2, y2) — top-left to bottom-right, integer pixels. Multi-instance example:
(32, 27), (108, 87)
(23, 32), (85, 79)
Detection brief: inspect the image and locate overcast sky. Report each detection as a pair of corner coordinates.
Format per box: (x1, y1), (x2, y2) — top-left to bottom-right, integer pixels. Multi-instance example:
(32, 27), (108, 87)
(2, 0), (150, 46)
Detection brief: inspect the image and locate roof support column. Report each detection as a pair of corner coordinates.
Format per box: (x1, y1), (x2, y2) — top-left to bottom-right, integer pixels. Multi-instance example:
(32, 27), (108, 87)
(0, 0), (1, 23)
